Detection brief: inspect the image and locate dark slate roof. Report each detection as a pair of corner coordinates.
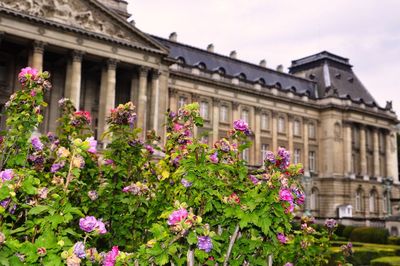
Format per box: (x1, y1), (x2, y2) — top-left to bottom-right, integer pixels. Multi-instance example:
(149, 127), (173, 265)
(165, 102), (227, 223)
(153, 36), (317, 98)
(289, 51), (377, 106)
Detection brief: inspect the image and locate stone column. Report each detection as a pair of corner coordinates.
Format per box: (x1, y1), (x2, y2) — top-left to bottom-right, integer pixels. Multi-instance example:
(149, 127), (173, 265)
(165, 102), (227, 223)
(32, 41), (44, 72)
(169, 88), (177, 112)
(272, 111), (278, 152)
(255, 107), (262, 165)
(98, 59), (117, 140)
(373, 128), (380, 178)
(65, 50), (83, 109)
(303, 118), (309, 175)
(150, 70), (161, 132)
(360, 125), (368, 179)
(288, 115), (294, 162)
(212, 97), (220, 144)
(343, 122), (353, 176)
(232, 102), (240, 121)
(137, 67), (149, 133)
(386, 131), (399, 183)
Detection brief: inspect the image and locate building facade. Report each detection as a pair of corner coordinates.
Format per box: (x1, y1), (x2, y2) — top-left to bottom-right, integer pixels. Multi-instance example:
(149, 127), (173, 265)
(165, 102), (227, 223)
(0, 0), (399, 231)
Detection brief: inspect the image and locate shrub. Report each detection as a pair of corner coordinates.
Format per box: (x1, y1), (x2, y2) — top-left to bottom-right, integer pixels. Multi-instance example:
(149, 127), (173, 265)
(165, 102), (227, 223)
(371, 256), (400, 266)
(350, 227), (389, 244)
(335, 223), (346, 237)
(342, 225), (356, 239)
(388, 236), (400, 245)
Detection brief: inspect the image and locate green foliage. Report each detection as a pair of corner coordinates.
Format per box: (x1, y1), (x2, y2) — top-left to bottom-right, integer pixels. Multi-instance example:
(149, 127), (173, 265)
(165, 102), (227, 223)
(343, 225), (357, 239)
(0, 67), (338, 265)
(388, 236), (400, 245)
(350, 227), (389, 244)
(371, 256), (400, 266)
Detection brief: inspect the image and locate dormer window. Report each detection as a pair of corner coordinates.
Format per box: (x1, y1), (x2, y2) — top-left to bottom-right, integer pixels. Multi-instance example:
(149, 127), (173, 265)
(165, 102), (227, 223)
(218, 67), (226, 75)
(197, 62), (206, 70)
(177, 57), (185, 65)
(238, 73), (246, 80)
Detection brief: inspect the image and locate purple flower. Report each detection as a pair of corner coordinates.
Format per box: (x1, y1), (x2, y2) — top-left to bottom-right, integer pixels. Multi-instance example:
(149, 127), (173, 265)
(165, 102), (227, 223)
(209, 152), (218, 163)
(264, 151), (275, 163)
(96, 219), (107, 234)
(279, 189), (293, 202)
(73, 241), (86, 258)
(181, 178), (192, 188)
(197, 236), (213, 252)
(103, 246), (119, 266)
(86, 137), (97, 154)
(31, 137), (43, 151)
(324, 218), (337, 229)
(167, 208), (188, 225)
(248, 175), (260, 185)
(79, 216), (98, 232)
(50, 162), (65, 173)
(284, 263), (294, 266)
(0, 198), (11, 208)
(277, 147), (290, 169)
(104, 159), (114, 165)
(0, 169), (14, 182)
(88, 190), (98, 201)
(277, 233), (287, 244)
(233, 119), (249, 132)
(296, 193), (305, 205)
(145, 145), (154, 154)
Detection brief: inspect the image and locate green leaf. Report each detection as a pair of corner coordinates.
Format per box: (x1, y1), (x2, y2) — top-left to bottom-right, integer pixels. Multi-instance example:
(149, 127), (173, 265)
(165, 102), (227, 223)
(0, 257), (9, 266)
(187, 231), (197, 245)
(154, 252), (169, 265)
(21, 176), (38, 195)
(28, 205), (49, 215)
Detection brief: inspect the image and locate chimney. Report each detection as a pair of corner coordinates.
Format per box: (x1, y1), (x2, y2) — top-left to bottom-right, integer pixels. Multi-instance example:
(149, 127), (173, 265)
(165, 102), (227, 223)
(169, 32), (177, 42)
(207, 43), (214, 52)
(276, 64), (284, 72)
(259, 59), (267, 68)
(230, 50), (237, 59)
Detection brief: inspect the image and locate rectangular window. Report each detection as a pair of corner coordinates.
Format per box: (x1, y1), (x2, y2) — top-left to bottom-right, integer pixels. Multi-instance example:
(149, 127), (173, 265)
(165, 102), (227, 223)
(261, 144), (269, 161)
(241, 109), (249, 123)
(278, 117), (285, 133)
(309, 151), (316, 172)
(200, 101), (209, 119)
(294, 120), (301, 136)
(308, 123), (316, 139)
(261, 114), (269, 130)
(294, 149), (301, 164)
(178, 96), (187, 109)
(242, 148), (249, 162)
(220, 105), (228, 123)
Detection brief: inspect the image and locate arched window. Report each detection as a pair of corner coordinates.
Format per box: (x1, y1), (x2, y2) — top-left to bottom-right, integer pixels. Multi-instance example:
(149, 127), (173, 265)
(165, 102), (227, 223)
(355, 188), (364, 212)
(369, 190), (377, 213)
(310, 187), (319, 210)
(218, 67), (226, 75)
(238, 73), (246, 80)
(197, 62), (206, 70)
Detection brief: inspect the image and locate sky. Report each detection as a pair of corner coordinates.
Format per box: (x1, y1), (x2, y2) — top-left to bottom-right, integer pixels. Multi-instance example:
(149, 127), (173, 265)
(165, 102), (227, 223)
(127, 0), (400, 116)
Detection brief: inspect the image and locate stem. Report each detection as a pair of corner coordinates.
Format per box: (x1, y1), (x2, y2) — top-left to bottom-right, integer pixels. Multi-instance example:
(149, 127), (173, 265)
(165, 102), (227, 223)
(64, 149), (76, 192)
(83, 234), (88, 245)
(187, 248), (194, 266)
(223, 224), (240, 266)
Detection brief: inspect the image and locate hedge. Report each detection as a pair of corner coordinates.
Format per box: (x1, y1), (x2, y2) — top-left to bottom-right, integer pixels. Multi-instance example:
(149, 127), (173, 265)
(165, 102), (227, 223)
(342, 225), (357, 239)
(350, 227), (389, 244)
(371, 256), (400, 266)
(388, 236), (400, 245)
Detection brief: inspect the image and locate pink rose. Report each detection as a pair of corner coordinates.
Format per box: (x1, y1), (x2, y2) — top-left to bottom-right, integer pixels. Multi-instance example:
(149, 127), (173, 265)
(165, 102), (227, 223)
(279, 188), (293, 202)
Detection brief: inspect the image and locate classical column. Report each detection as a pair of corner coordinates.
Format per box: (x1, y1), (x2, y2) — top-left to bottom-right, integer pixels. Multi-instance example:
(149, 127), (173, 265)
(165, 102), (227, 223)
(65, 50), (83, 109)
(373, 128), (380, 178)
(169, 88), (177, 112)
(232, 102), (240, 122)
(97, 59), (117, 140)
(212, 97), (220, 144)
(386, 131), (399, 183)
(303, 118), (309, 176)
(359, 125), (368, 179)
(254, 107), (262, 165)
(32, 41), (44, 72)
(288, 115), (294, 161)
(150, 70), (161, 132)
(343, 122), (353, 176)
(272, 111), (278, 152)
(136, 67), (149, 133)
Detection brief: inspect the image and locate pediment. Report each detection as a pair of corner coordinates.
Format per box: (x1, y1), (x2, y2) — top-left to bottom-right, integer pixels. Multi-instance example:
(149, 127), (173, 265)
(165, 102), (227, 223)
(0, 0), (166, 53)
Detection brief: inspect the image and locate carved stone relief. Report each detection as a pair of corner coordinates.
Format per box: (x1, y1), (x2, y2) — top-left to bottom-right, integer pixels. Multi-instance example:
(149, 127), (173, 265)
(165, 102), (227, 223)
(0, 0), (140, 43)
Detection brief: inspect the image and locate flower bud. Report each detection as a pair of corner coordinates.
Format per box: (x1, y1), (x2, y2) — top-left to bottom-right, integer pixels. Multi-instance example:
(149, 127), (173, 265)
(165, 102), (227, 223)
(0, 232), (5, 244)
(37, 247), (47, 256)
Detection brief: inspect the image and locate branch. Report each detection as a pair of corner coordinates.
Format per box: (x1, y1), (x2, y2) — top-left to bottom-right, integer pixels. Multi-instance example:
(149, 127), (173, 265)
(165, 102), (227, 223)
(223, 224), (240, 266)
(187, 248), (194, 266)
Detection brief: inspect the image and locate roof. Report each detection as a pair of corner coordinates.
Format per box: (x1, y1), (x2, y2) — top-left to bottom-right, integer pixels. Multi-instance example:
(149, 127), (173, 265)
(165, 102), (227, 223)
(153, 36), (317, 98)
(290, 51), (352, 68)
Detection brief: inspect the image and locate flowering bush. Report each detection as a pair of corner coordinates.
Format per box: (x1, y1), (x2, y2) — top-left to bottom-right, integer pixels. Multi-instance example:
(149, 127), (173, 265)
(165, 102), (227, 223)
(0, 67), (343, 265)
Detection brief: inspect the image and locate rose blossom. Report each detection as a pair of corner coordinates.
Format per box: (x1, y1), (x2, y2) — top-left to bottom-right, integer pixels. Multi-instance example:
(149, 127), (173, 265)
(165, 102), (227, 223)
(167, 208), (188, 225)
(279, 188), (293, 202)
(324, 218), (337, 229)
(86, 137), (97, 154)
(18, 67), (38, 82)
(0, 169), (14, 182)
(209, 152), (218, 163)
(73, 241), (86, 258)
(233, 119), (249, 132)
(277, 233), (287, 244)
(79, 216), (98, 232)
(197, 236), (213, 252)
(31, 137), (43, 151)
(103, 246), (119, 266)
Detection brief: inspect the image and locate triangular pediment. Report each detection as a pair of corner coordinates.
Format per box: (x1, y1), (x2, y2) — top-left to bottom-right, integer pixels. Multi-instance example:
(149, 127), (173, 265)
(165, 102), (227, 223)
(0, 0), (167, 53)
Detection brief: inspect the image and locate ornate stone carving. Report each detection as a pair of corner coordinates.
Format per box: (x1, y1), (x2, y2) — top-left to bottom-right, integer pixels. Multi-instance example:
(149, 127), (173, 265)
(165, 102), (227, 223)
(0, 0), (139, 43)
(212, 97), (220, 104)
(385, 101), (393, 110)
(33, 40), (45, 54)
(107, 59), (118, 70)
(254, 106), (263, 114)
(232, 102), (239, 110)
(169, 88), (177, 96)
(71, 50), (84, 62)
(139, 66), (149, 77)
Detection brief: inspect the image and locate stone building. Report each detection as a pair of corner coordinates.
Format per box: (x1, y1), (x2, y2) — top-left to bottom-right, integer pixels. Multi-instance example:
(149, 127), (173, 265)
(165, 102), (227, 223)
(0, 0), (398, 231)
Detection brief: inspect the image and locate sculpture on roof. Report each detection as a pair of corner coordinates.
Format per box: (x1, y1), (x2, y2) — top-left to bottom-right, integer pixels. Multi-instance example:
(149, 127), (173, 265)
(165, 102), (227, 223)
(385, 101), (393, 110)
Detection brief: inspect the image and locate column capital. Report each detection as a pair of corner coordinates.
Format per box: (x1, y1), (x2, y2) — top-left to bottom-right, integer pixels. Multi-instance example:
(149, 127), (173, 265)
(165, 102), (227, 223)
(72, 50), (84, 62)
(33, 40), (45, 54)
(212, 97), (221, 104)
(152, 69), (161, 78)
(287, 114), (295, 121)
(106, 58), (118, 70)
(232, 101), (239, 110)
(191, 93), (200, 102)
(255, 106), (263, 114)
(169, 87), (178, 96)
(342, 120), (354, 127)
(139, 66), (150, 77)
(271, 110), (279, 118)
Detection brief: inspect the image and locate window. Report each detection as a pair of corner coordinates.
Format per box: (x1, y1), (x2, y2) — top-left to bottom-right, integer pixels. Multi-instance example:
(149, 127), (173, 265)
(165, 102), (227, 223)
(242, 148), (249, 162)
(220, 105), (228, 123)
(261, 114), (269, 130)
(293, 120), (301, 136)
(278, 116), (285, 133)
(309, 151), (316, 172)
(310, 187), (319, 210)
(200, 101), (209, 119)
(355, 189), (363, 212)
(241, 109), (249, 123)
(383, 192), (388, 213)
(294, 149), (301, 164)
(261, 144), (269, 161)
(308, 123), (316, 139)
(369, 191), (377, 213)
(178, 96), (187, 109)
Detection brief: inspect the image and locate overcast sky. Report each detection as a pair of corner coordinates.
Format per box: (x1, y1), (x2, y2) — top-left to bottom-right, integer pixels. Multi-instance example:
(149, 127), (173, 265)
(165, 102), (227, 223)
(127, 0), (400, 116)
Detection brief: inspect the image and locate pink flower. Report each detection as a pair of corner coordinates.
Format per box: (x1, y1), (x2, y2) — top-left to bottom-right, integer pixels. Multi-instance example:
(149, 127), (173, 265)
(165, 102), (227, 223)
(30, 90), (36, 97)
(209, 152), (218, 163)
(233, 119), (249, 131)
(277, 233), (287, 244)
(79, 216), (107, 234)
(0, 169), (14, 182)
(18, 67), (38, 82)
(86, 137), (97, 154)
(173, 123), (184, 131)
(103, 246), (119, 266)
(279, 189), (293, 202)
(167, 208), (188, 225)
